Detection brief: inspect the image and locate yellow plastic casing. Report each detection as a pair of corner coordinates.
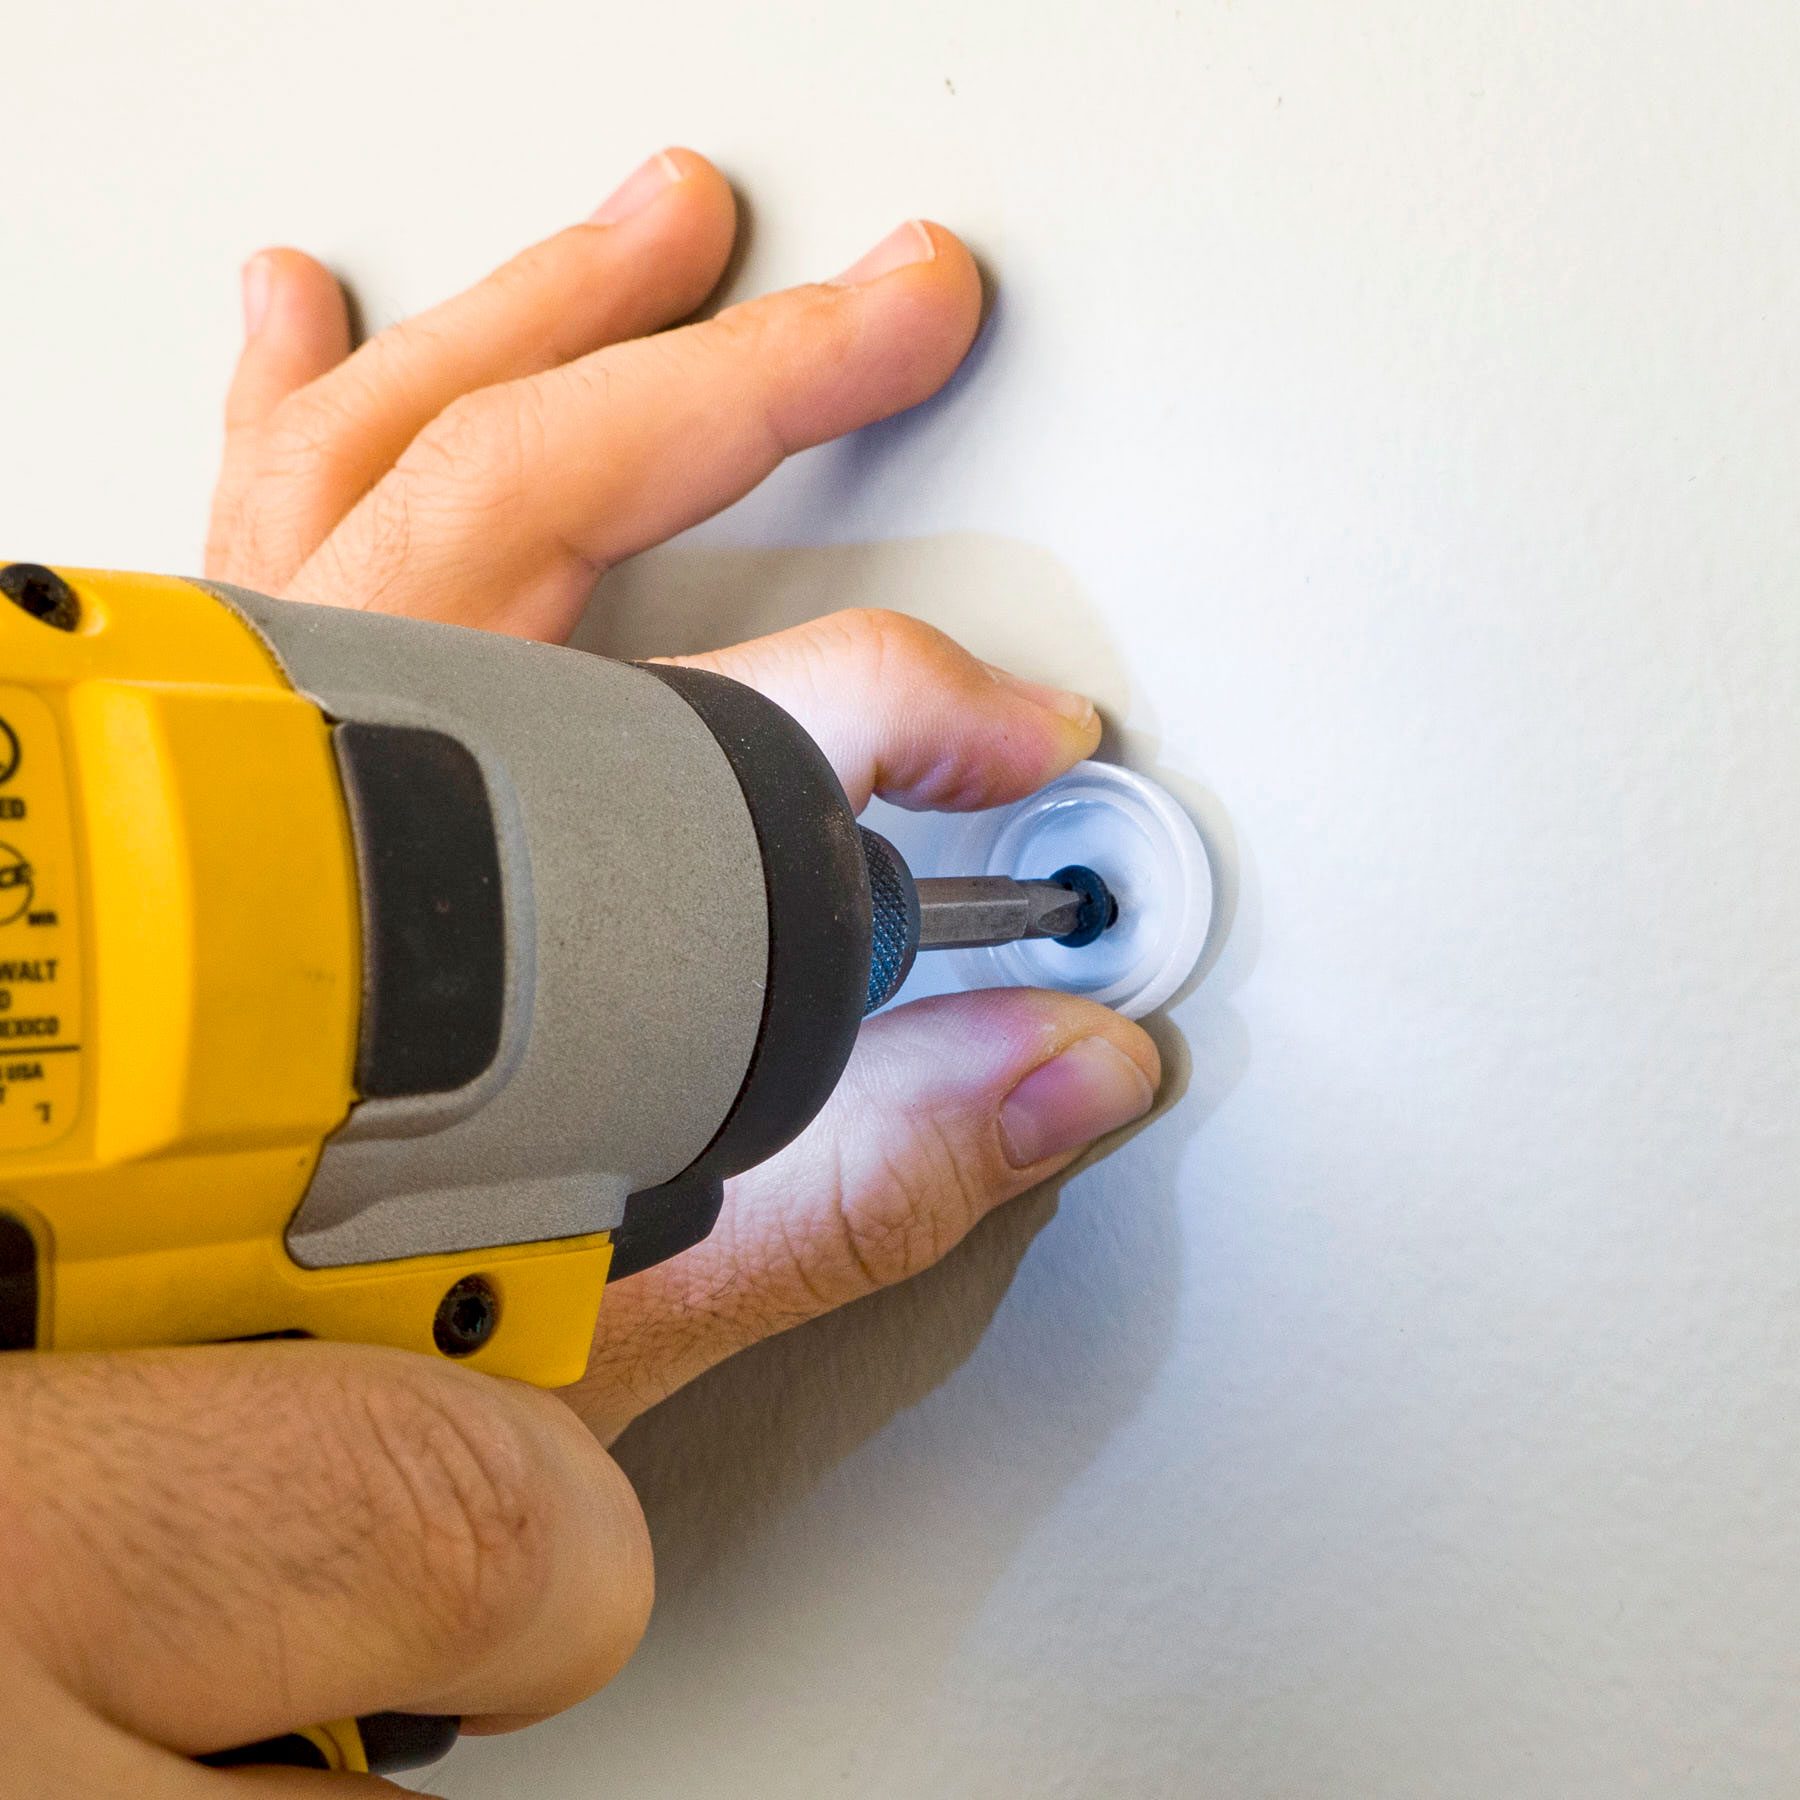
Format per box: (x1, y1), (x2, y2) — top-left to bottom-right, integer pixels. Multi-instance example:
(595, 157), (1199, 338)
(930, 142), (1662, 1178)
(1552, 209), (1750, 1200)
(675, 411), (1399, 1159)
(297, 1722), (369, 1775)
(0, 569), (610, 1386)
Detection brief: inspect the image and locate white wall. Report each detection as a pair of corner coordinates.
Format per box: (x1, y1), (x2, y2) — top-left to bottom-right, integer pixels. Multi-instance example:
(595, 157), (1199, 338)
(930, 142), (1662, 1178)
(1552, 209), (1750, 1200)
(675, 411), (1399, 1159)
(7, 3), (1799, 1794)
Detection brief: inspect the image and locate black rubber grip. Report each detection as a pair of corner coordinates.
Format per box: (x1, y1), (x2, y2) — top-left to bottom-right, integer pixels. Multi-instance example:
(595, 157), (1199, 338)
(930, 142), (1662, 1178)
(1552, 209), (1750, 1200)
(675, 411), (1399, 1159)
(609, 664), (871, 1281)
(197, 1733), (330, 1770)
(357, 1711), (462, 1773)
(197, 1712), (459, 1775)
(333, 723), (506, 1099)
(605, 1170), (725, 1281)
(0, 1213), (37, 1349)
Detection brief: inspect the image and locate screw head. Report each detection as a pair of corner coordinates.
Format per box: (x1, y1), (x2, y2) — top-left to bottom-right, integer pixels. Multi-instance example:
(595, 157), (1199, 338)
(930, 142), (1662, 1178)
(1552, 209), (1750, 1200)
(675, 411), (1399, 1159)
(0, 564), (80, 632)
(432, 1275), (499, 1357)
(1047, 864), (1119, 948)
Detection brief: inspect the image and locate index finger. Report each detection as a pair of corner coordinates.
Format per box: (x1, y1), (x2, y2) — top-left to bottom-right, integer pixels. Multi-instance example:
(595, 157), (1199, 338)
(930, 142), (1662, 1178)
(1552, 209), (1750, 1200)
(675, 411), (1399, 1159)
(665, 607), (1101, 813)
(287, 221), (982, 642)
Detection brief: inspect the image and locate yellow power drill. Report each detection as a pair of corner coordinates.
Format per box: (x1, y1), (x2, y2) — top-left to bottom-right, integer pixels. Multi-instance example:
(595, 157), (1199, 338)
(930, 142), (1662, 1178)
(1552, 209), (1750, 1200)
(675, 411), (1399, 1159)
(0, 561), (1119, 1775)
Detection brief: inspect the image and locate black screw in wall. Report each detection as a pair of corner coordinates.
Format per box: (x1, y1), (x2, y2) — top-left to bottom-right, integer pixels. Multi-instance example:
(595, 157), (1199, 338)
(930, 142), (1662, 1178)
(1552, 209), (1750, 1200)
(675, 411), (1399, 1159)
(432, 1275), (500, 1357)
(0, 565), (80, 632)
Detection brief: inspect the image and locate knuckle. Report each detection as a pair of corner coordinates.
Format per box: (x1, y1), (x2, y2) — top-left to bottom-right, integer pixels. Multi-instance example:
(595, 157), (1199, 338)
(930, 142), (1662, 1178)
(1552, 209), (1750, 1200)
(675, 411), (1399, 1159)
(701, 294), (780, 362)
(834, 606), (950, 669)
(702, 286), (858, 442)
(811, 1116), (985, 1299)
(345, 1368), (555, 1648)
(305, 482), (416, 613)
(406, 388), (498, 474)
(781, 281), (861, 361)
(400, 386), (537, 515)
(259, 380), (375, 482)
(346, 315), (457, 405)
(488, 232), (579, 301)
(811, 607), (948, 695)
(817, 608), (976, 747)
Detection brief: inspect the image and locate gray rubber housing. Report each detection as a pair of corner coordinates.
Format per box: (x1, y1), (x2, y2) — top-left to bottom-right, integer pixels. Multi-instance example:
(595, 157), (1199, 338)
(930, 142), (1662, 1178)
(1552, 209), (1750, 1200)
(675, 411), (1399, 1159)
(203, 584), (768, 1269)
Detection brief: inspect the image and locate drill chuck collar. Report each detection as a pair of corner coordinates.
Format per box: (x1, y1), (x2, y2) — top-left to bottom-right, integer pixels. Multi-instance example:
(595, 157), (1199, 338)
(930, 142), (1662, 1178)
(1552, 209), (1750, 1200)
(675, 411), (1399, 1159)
(615, 664), (875, 1274)
(611, 680), (1121, 1264)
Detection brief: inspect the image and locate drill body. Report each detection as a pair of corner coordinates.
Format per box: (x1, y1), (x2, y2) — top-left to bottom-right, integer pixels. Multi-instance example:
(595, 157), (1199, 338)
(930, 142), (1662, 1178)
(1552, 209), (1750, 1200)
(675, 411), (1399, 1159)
(0, 566), (872, 1386)
(0, 560), (1131, 1777)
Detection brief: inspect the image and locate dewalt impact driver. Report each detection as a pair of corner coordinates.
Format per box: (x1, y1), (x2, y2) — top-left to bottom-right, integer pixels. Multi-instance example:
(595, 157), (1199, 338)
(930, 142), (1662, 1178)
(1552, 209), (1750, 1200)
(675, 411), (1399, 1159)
(0, 561), (1117, 1775)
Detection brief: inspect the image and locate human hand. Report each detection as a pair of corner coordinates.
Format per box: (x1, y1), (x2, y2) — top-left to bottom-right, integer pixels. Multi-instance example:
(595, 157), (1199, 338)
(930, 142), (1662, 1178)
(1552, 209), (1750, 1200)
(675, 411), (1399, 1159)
(209, 149), (1161, 1443)
(0, 1339), (652, 1791)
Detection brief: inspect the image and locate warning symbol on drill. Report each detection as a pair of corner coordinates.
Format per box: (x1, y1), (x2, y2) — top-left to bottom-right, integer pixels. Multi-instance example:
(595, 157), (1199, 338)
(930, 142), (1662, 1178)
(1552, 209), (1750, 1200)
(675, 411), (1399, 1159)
(0, 720), (19, 787)
(0, 844), (33, 926)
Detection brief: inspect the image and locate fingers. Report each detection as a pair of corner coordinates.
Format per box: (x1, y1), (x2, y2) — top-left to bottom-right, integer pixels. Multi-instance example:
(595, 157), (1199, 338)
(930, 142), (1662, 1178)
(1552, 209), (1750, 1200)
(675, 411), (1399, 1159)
(208, 148), (737, 593)
(286, 220), (982, 641)
(671, 608), (1101, 810)
(569, 988), (1160, 1441)
(225, 249), (354, 432)
(207, 249), (353, 583)
(0, 1341), (652, 1760)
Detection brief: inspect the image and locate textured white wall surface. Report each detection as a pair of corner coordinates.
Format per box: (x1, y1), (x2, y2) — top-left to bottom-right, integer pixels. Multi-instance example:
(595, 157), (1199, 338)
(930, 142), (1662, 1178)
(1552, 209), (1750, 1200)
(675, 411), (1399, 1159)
(6, 3), (1800, 1795)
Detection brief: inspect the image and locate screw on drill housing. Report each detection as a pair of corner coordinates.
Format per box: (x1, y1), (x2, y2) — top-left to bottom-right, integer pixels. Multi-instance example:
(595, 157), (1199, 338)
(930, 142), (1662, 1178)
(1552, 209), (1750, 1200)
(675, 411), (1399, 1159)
(432, 1274), (500, 1356)
(0, 564), (81, 632)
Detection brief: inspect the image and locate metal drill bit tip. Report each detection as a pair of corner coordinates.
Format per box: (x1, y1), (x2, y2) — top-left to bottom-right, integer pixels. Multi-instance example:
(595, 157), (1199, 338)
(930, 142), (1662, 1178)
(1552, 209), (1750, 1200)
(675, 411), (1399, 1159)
(857, 830), (1121, 1016)
(914, 864), (1119, 952)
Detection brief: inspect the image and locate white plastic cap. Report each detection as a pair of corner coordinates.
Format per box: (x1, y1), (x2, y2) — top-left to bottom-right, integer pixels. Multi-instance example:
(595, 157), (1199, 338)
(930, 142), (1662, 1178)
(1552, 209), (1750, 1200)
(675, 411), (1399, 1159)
(930, 761), (1213, 1020)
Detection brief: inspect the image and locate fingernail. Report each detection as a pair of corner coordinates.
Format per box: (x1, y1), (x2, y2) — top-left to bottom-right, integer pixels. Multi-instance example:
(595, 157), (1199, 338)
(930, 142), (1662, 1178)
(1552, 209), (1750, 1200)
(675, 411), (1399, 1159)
(591, 150), (685, 225)
(983, 662), (1098, 728)
(1000, 1038), (1156, 1169)
(832, 219), (937, 286)
(241, 254), (273, 336)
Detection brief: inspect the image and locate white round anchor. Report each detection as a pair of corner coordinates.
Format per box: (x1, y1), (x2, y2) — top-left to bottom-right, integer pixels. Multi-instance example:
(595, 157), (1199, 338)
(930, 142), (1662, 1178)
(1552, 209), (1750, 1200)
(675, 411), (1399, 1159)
(932, 761), (1212, 1020)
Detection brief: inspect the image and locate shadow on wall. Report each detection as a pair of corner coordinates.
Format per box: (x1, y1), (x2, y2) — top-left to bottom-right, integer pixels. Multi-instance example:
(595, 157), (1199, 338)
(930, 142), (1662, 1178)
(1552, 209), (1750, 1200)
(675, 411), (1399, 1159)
(573, 527), (1122, 672)
(561, 530), (1251, 1693)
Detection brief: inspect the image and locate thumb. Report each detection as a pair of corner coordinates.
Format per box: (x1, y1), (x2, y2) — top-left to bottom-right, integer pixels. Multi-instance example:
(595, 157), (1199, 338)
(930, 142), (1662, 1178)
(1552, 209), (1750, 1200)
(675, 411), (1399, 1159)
(0, 1341), (652, 1761)
(571, 988), (1160, 1442)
